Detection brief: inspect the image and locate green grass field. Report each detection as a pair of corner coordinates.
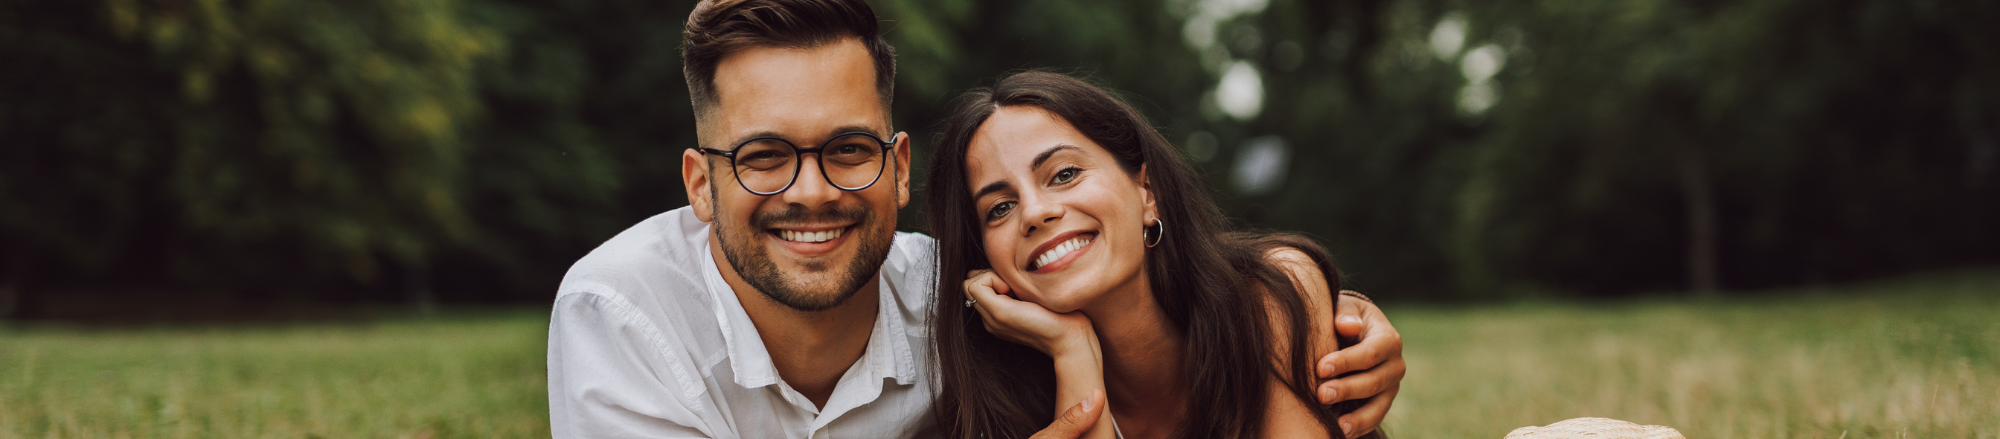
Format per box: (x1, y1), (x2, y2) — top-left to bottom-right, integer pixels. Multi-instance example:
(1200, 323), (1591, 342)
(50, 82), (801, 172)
(2, 270), (1995, 438)
(1383, 269), (2000, 438)
(0, 310), (552, 438)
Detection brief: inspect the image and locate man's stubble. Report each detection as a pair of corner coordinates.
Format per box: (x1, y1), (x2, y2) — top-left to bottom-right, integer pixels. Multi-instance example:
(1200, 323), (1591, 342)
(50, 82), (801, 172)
(709, 173), (896, 312)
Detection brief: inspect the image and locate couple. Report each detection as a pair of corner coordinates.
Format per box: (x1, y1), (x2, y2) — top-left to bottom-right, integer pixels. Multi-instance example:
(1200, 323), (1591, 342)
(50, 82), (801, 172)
(547, 0), (1405, 438)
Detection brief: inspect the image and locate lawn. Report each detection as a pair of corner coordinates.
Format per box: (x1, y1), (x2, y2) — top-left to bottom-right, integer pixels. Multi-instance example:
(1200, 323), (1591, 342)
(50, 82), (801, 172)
(0, 309), (552, 438)
(1383, 269), (2000, 438)
(1, 270), (1994, 438)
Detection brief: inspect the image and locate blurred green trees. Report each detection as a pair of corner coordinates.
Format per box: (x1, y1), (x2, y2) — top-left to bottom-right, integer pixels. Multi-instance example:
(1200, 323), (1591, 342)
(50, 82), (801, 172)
(1, 0), (652, 309)
(1232, 0), (1999, 296)
(1, 0), (1994, 314)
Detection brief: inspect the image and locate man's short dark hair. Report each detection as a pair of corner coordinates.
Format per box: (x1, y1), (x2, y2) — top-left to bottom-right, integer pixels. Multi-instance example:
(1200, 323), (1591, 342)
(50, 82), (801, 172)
(682, 0), (897, 134)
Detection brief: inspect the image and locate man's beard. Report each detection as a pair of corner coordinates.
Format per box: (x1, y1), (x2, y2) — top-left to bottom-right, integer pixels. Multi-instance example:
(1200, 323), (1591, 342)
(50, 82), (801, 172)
(713, 202), (894, 312)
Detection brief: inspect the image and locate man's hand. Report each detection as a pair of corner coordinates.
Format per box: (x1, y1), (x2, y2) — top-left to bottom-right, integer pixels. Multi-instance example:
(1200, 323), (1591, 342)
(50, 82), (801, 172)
(1316, 291), (1405, 438)
(1029, 389), (1105, 439)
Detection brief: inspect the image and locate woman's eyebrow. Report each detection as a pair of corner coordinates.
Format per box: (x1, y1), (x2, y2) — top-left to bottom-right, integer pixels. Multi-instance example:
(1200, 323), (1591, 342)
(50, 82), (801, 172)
(1031, 144), (1082, 171)
(970, 144), (1080, 201)
(972, 180), (1012, 202)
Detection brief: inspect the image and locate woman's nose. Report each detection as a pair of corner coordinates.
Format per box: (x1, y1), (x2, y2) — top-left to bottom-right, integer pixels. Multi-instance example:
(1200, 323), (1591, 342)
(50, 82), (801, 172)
(1020, 194), (1064, 234)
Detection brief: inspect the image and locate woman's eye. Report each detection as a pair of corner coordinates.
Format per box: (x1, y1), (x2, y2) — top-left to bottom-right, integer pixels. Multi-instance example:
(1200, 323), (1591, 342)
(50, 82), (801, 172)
(987, 201), (1015, 220)
(1051, 167), (1080, 184)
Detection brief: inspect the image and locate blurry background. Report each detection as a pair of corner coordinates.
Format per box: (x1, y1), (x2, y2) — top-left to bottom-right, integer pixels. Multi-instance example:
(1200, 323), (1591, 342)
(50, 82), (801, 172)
(2, 0), (1995, 437)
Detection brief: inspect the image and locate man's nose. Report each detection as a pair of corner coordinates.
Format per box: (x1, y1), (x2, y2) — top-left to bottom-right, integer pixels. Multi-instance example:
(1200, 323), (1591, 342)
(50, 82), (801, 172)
(779, 155), (841, 208)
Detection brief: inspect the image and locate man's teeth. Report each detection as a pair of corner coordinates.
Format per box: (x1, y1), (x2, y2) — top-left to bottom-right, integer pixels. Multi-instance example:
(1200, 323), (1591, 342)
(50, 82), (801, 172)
(779, 228), (844, 243)
(1032, 235), (1093, 270)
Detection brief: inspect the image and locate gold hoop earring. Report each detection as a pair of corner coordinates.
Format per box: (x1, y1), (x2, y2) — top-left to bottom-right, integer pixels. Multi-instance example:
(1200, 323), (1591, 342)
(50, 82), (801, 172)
(1145, 218), (1165, 248)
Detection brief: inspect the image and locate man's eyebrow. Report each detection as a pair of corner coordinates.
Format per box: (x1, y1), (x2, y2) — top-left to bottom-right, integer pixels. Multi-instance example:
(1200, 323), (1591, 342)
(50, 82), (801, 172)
(828, 125), (884, 139)
(1031, 144), (1082, 171)
(722, 125), (883, 149)
(972, 180), (1011, 203)
(724, 131), (784, 149)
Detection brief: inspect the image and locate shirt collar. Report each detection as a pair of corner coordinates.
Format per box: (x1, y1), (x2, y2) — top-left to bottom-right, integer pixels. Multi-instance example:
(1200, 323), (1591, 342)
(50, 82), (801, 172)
(698, 240), (777, 388)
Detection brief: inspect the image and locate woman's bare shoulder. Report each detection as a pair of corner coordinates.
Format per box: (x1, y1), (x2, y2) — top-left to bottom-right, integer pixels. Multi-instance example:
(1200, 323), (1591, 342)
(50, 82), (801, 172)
(1262, 246), (1334, 309)
(1256, 247), (1340, 437)
(1257, 245), (1339, 377)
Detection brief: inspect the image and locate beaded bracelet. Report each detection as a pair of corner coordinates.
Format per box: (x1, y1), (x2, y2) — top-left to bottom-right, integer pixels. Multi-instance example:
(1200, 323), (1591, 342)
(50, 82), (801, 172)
(1339, 290), (1373, 304)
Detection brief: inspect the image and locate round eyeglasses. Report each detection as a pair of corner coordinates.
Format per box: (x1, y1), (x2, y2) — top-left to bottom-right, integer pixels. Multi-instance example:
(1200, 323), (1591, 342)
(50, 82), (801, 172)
(696, 132), (899, 196)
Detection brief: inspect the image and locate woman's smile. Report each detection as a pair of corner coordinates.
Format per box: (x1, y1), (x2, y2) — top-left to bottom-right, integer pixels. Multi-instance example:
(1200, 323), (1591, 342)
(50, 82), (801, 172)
(1028, 231), (1098, 273)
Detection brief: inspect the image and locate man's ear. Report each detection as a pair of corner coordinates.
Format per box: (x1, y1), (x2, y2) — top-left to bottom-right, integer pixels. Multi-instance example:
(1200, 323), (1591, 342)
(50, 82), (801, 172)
(683, 148), (716, 222)
(893, 131), (913, 209)
(1138, 163), (1157, 221)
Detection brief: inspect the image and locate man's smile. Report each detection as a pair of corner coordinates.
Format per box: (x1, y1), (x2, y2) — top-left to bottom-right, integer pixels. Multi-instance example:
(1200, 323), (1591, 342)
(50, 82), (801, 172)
(776, 226), (846, 243)
(767, 224), (856, 256)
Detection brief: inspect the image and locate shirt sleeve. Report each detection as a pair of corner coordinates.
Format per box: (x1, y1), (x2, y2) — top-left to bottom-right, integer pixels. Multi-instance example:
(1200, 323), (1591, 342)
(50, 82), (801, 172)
(548, 287), (715, 439)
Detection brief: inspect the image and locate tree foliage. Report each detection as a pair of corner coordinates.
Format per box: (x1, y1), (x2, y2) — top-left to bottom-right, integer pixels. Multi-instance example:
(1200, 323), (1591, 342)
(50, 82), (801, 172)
(1232, 0), (2000, 296)
(2, 0), (1994, 312)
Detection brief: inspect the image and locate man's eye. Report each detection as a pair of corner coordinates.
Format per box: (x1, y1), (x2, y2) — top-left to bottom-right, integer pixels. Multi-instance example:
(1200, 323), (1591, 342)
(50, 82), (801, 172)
(987, 201), (1015, 220)
(1051, 167), (1080, 184)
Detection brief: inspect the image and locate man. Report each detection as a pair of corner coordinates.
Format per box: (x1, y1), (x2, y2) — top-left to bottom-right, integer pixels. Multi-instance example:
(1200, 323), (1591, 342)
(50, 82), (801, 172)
(547, 1), (1407, 437)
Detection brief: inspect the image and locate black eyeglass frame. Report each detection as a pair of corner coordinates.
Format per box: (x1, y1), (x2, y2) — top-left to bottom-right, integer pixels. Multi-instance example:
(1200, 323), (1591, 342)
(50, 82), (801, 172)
(695, 131), (901, 196)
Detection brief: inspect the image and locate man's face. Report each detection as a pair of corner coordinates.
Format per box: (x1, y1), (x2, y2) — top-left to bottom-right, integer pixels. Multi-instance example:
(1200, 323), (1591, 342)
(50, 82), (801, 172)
(683, 38), (911, 311)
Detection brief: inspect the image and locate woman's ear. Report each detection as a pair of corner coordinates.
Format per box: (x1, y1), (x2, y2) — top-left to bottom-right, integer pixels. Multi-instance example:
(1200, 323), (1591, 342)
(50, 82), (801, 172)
(1138, 163), (1158, 221)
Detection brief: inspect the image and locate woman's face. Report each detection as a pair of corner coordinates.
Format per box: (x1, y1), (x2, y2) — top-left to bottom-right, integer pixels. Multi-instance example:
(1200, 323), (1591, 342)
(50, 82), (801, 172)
(964, 105), (1156, 313)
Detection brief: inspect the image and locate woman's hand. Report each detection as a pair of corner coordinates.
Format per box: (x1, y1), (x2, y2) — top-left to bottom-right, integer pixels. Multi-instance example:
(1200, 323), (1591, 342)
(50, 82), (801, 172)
(963, 269), (1096, 357)
(967, 269), (1117, 439)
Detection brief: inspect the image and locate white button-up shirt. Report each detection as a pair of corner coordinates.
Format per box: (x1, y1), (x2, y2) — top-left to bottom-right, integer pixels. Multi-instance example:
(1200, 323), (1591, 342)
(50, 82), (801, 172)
(548, 206), (937, 438)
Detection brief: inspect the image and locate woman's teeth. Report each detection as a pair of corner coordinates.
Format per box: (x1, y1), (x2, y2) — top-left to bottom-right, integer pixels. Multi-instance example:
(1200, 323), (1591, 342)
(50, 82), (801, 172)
(1031, 235), (1093, 270)
(779, 228), (843, 243)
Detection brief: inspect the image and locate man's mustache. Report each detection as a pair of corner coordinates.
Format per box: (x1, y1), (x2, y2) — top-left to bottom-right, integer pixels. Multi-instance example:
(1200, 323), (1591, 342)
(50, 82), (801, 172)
(752, 204), (869, 229)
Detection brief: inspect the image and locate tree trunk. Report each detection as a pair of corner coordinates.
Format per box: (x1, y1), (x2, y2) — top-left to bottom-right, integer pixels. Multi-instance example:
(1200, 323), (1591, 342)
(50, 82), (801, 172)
(1676, 142), (1720, 296)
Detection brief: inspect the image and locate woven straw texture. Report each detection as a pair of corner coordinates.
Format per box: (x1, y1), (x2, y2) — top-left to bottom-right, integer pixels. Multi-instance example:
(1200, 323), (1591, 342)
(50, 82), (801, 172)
(1504, 417), (1686, 439)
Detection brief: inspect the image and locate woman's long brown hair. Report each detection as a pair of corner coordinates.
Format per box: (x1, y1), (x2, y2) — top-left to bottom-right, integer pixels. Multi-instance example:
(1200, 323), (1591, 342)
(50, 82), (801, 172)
(925, 71), (1379, 438)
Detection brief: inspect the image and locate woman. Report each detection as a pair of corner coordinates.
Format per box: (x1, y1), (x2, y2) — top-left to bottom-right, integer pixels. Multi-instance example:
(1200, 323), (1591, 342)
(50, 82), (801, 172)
(926, 71), (1380, 439)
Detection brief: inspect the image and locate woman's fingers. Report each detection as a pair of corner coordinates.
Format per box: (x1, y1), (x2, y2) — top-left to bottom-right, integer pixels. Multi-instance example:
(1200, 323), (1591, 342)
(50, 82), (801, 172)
(965, 270), (1034, 344)
(964, 274), (1004, 312)
(1336, 383), (1398, 439)
(968, 269), (1012, 296)
(965, 275), (1004, 334)
(961, 269), (1089, 354)
(972, 303), (1005, 340)
(965, 271), (1034, 318)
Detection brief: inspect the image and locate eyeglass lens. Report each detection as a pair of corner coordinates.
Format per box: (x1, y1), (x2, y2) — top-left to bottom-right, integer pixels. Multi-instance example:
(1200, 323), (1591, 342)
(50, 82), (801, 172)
(733, 133), (887, 194)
